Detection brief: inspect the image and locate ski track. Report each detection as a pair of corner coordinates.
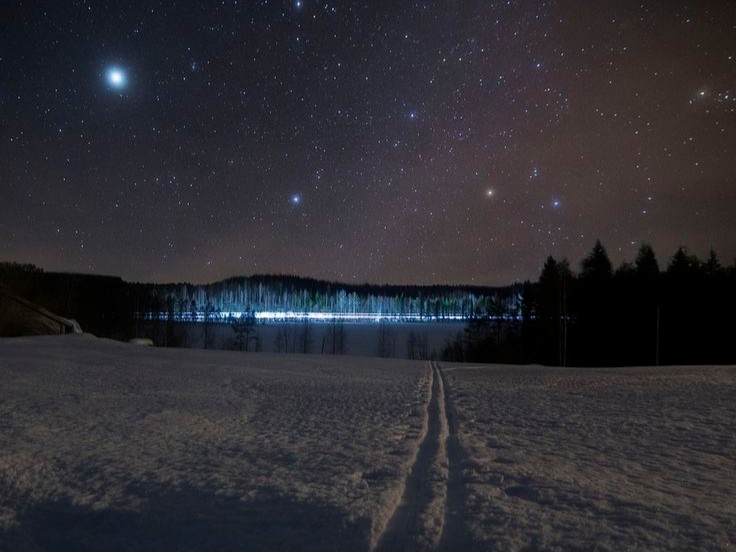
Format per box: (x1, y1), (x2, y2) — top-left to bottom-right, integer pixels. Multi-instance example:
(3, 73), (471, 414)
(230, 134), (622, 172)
(7, 337), (730, 549)
(436, 365), (472, 552)
(374, 361), (465, 552)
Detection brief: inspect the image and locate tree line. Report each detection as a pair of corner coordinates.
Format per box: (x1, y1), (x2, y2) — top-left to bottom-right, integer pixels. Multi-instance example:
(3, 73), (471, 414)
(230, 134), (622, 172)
(0, 263), (517, 339)
(3, 243), (734, 366)
(132, 274), (519, 321)
(443, 241), (736, 366)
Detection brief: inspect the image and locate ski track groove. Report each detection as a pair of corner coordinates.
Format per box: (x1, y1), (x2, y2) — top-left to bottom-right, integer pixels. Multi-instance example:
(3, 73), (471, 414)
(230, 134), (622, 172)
(436, 365), (472, 552)
(374, 361), (464, 552)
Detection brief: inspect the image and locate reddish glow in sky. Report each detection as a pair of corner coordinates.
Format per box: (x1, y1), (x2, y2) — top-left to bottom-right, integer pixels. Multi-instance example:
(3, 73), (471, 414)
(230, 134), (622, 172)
(2, 1), (734, 284)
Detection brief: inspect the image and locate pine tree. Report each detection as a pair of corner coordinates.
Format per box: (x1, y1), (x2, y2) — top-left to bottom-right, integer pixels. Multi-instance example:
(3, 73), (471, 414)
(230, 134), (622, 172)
(634, 243), (659, 279)
(578, 240), (614, 365)
(536, 257), (572, 366)
(581, 239), (613, 281)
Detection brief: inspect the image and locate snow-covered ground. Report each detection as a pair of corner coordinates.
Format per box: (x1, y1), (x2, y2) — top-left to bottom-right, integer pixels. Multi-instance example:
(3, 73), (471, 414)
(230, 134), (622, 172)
(443, 364), (736, 551)
(0, 335), (429, 551)
(1, 335), (734, 551)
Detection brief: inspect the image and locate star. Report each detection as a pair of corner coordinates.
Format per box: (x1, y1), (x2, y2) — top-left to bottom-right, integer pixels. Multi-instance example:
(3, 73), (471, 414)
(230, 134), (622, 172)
(106, 67), (127, 89)
(5, 0), (735, 288)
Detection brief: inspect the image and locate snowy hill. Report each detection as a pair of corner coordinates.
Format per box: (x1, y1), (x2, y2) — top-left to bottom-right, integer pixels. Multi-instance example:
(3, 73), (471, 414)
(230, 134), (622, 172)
(0, 286), (81, 337)
(1, 335), (734, 551)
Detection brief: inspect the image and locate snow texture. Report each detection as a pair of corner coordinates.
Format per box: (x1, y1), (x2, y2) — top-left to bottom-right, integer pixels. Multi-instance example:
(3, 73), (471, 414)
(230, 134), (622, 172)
(0, 335), (429, 551)
(1, 335), (734, 551)
(443, 364), (736, 551)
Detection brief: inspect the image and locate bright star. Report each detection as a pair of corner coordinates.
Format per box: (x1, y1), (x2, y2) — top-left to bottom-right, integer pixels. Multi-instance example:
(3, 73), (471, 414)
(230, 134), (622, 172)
(106, 67), (126, 89)
(291, 194), (302, 205)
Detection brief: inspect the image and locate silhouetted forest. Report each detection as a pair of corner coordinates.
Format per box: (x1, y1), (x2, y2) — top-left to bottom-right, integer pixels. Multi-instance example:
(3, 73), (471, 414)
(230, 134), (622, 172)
(0, 263), (514, 339)
(442, 241), (736, 366)
(131, 275), (519, 321)
(2, 241), (734, 366)
(0, 263), (133, 339)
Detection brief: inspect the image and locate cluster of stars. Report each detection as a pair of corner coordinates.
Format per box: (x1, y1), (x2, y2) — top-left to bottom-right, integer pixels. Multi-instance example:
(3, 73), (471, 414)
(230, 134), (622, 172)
(1, 1), (734, 285)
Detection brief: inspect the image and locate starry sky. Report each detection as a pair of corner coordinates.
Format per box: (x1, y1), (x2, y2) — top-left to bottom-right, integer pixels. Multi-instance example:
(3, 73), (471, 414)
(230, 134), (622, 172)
(2, 1), (735, 285)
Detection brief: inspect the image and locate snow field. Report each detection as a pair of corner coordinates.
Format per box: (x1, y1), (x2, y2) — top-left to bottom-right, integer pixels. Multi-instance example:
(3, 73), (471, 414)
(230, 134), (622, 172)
(3, 335), (733, 551)
(443, 364), (736, 551)
(0, 335), (431, 551)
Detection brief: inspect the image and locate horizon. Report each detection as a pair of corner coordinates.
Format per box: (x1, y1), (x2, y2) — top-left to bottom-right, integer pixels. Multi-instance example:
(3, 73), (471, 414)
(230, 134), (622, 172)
(3, 238), (731, 289)
(2, 258), (516, 290)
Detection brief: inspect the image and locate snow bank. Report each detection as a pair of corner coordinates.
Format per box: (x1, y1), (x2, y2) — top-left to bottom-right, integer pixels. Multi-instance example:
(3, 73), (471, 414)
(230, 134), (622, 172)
(0, 335), (428, 551)
(443, 364), (736, 551)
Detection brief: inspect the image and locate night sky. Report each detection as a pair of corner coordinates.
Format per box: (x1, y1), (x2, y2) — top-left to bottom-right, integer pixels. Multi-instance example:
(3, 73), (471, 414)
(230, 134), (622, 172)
(2, 1), (735, 285)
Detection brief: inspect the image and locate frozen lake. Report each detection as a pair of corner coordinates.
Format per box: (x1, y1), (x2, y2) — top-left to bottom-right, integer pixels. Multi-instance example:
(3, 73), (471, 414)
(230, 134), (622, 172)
(141, 320), (468, 359)
(1, 335), (734, 550)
